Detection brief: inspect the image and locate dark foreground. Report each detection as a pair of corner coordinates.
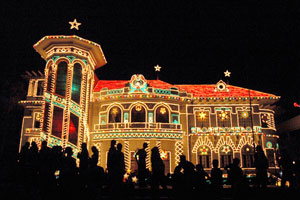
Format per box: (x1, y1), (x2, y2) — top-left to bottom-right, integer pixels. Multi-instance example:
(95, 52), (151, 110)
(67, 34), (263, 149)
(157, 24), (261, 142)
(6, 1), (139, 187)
(1, 182), (298, 200)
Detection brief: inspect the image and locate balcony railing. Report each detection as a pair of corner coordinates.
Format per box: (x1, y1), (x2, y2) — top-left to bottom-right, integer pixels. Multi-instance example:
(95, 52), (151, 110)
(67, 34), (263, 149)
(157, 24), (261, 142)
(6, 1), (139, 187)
(95, 122), (182, 131)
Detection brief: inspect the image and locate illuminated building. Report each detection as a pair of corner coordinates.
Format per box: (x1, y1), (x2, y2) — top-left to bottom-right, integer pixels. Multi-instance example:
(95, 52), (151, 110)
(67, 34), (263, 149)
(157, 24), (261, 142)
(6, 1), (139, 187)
(19, 35), (280, 173)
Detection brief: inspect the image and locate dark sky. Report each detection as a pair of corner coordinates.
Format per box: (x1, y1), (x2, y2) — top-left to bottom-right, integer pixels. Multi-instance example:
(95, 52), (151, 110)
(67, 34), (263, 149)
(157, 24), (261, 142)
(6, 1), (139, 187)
(1, 0), (299, 120)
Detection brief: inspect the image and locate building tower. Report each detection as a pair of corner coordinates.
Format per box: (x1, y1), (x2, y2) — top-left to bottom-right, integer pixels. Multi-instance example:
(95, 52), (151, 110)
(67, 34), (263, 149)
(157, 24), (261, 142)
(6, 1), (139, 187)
(34, 35), (106, 154)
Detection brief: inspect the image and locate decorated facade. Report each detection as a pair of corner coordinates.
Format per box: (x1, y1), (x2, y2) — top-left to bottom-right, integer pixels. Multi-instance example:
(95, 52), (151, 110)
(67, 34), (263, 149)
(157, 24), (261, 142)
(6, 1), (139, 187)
(19, 35), (280, 173)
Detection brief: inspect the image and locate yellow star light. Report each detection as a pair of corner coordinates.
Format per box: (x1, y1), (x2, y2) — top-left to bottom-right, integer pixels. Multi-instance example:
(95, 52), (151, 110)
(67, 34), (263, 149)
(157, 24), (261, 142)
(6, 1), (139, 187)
(132, 176), (138, 183)
(124, 173), (129, 180)
(69, 19), (81, 30)
(224, 70), (231, 77)
(197, 112), (207, 120)
(154, 65), (161, 72)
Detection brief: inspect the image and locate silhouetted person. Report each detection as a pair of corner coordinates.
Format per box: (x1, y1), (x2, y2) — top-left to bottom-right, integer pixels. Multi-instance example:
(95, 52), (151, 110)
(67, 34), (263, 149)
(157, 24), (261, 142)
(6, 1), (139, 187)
(19, 142), (30, 167)
(78, 143), (89, 173)
(172, 165), (184, 200)
(28, 141), (39, 182)
(107, 140), (116, 175)
(60, 147), (77, 199)
(90, 146), (98, 167)
(86, 146), (105, 200)
(178, 155), (195, 197)
(210, 159), (223, 200)
(38, 141), (53, 198)
(195, 164), (208, 192)
(226, 158), (243, 200)
(135, 142), (148, 187)
(151, 147), (166, 193)
(110, 143), (125, 199)
(254, 145), (269, 188)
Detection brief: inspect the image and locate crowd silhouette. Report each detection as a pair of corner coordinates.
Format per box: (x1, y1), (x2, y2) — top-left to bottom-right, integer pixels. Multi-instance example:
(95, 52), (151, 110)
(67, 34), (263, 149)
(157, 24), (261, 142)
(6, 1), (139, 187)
(1, 140), (299, 200)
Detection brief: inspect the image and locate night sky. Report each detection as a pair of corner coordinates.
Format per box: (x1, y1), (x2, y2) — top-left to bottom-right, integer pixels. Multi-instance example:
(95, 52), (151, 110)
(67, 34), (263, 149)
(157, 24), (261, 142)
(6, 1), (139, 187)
(1, 0), (299, 122)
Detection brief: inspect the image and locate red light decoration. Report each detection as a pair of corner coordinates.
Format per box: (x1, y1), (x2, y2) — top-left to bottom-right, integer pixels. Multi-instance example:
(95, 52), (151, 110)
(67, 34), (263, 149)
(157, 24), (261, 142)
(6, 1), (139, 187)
(294, 102), (300, 108)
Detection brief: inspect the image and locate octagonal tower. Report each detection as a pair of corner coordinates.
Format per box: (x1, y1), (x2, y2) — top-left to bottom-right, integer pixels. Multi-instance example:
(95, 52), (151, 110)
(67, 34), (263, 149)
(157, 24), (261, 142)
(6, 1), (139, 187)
(34, 35), (106, 154)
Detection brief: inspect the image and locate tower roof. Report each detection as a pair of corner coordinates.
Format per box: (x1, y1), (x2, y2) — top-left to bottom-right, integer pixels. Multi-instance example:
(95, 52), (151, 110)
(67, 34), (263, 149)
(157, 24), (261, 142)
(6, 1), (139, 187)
(34, 35), (107, 69)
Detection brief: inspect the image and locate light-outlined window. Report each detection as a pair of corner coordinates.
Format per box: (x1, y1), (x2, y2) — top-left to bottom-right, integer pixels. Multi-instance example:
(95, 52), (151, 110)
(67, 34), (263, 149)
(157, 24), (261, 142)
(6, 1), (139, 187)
(69, 113), (79, 145)
(109, 106), (122, 123)
(238, 109), (252, 128)
(242, 145), (254, 168)
(71, 63), (82, 104)
(51, 106), (63, 138)
(131, 104), (146, 122)
(219, 145), (233, 168)
(196, 111), (210, 128)
(198, 145), (211, 168)
(216, 108), (231, 128)
(36, 80), (44, 96)
(55, 62), (68, 97)
(155, 106), (169, 123)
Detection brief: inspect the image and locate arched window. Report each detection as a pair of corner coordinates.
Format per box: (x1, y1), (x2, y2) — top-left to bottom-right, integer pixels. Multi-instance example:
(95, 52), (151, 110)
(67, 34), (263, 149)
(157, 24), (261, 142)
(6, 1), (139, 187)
(219, 145), (233, 168)
(131, 104), (146, 122)
(198, 145), (211, 168)
(71, 63), (82, 104)
(55, 62), (68, 97)
(109, 106), (122, 123)
(156, 106), (169, 123)
(242, 145), (254, 168)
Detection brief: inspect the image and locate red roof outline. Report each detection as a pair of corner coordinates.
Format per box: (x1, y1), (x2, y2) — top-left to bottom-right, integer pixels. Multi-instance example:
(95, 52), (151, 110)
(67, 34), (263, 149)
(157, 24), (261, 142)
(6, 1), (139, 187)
(93, 80), (279, 98)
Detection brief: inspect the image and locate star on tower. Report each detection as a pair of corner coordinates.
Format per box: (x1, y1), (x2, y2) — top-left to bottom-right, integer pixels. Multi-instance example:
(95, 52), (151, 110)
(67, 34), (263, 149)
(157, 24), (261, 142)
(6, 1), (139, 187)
(154, 65), (162, 80)
(224, 70), (231, 77)
(154, 65), (161, 71)
(69, 19), (81, 30)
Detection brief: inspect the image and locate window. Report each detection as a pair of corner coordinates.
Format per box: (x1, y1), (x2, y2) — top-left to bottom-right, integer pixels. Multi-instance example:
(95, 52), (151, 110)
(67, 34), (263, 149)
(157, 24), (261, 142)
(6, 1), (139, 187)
(242, 145), (254, 168)
(37, 81), (44, 96)
(198, 145), (211, 168)
(131, 104), (146, 122)
(52, 106), (64, 138)
(55, 62), (68, 97)
(196, 111), (210, 128)
(69, 113), (79, 145)
(266, 149), (275, 167)
(34, 112), (41, 128)
(109, 106), (122, 123)
(217, 109), (231, 127)
(238, 110), (252, 128)
(71, 63), (82, 104)
(220, 145), (233, 168)
(156, 106), (169, 123)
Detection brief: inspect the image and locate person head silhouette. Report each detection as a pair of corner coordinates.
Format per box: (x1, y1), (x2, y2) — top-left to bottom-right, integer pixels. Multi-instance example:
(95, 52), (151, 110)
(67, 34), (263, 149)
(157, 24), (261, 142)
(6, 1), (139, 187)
(117, 143), (122, 151)
(65, 147), (73, 157)
(213, 159), (219, 168)
(111, 140), (116, 148)
(143, 142), (148, 149)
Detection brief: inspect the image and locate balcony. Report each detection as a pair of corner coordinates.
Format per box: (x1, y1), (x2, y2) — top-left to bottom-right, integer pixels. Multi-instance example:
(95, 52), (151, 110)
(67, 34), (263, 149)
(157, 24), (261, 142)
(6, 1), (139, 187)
(95, 122), (182, 131)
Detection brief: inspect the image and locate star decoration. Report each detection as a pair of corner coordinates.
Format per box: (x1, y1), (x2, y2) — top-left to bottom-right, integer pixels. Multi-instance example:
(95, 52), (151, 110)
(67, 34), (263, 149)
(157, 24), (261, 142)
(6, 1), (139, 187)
(154, 65), (161, 72)
(132, 176), (138, 183)
(124, 173), (129, 180)
(197, 112), (207, 120)
(160, 150), (168, 160)
(69, 19), (81, 30)
(224, 70), (231, 77)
